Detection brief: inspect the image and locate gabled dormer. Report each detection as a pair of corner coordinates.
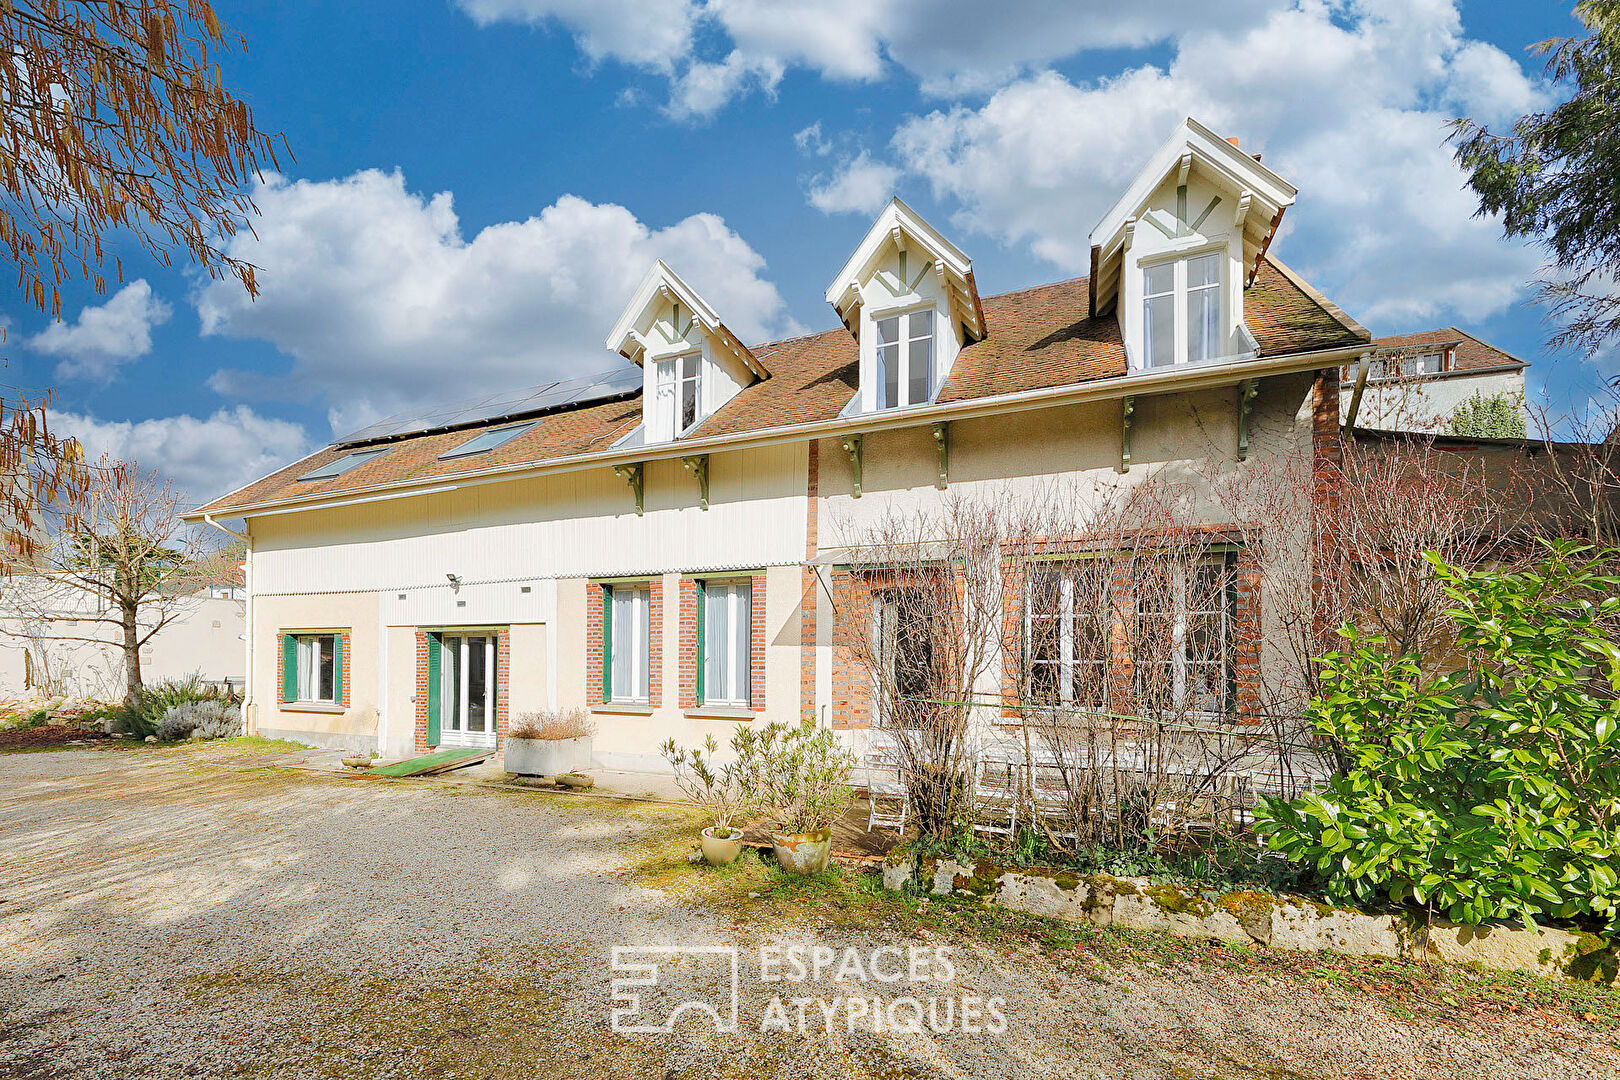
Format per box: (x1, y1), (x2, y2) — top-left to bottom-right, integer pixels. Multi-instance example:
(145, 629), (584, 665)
(606, 261), (768, 444)
(825, 198), (985, 414)
(1089, 118), (1296, 372)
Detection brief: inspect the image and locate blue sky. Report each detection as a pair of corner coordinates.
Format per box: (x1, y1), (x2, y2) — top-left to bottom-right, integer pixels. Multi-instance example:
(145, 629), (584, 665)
(9, 1), (1598, 506)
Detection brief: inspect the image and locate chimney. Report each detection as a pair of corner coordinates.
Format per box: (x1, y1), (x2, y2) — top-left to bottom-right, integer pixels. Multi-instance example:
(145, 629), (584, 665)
(1227, 136), (1240, 148)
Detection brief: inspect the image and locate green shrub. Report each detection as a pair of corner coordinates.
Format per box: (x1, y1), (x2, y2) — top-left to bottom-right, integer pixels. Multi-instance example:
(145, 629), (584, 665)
(114, 677), (239, 739)
(1448, 390), (1527, 439)
(1256, 543), (1620, 931)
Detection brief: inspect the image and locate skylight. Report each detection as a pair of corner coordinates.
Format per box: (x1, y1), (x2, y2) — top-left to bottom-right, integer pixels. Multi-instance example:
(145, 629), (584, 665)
(438, 422), (535, 460)
(296, 448), (388, 482)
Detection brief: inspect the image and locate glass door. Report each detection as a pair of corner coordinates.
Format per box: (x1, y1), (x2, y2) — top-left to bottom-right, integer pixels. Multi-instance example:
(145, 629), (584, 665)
(437, 633), (495, 747)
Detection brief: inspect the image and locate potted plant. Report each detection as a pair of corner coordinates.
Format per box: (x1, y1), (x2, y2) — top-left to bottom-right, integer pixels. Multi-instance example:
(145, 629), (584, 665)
(662, 735), (746, 866)
(732, 722), (855, 874)
(505, 709), (595, 776)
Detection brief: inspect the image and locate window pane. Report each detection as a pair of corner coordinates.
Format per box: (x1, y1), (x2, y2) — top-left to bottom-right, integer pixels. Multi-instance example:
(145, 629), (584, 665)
(732, 584), (751, 705)
(466, 636), (488, 732)
(296, 638), (312, 700)
(1146, 294), (1175, 367)
(877, 316), (900, 409)
(1415, 352), (1442, 374)
(612, 589), (647, 701)
(906, 309), (933, 405)
(680, 378), (698, 431)
(317, 637), (334, 701)
(442, 636), (461, 730)
(1144, 263), (1174, 296)
(1188, 286), (1218, 362)
(705, 585), (728, 702)
(1187, 252), (1221, 288)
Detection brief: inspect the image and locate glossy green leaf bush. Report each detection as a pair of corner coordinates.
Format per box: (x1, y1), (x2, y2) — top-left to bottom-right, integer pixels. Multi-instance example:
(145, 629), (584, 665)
(1257, 543), (1620, 931)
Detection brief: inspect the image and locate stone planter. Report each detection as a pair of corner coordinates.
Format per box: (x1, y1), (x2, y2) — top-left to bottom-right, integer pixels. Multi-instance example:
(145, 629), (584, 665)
(505, 735), (592, 777)
(770, 829), (832, 874)
(700, 826), (744, 866)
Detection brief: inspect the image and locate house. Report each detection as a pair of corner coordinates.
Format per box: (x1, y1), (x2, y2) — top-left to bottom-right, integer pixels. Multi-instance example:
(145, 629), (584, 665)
(1341, 327), (1528, 434)
(185, 118), (1377, 767)
(0, 579), (246, 700)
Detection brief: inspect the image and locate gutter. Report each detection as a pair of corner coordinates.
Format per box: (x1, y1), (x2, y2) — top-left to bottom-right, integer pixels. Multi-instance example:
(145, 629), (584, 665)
(185, 341), (1375, 523)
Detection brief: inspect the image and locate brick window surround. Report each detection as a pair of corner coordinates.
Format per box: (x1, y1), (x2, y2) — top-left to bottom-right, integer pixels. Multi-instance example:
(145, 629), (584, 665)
(586, 579), (663, 707)
(413, 629), (511, 752)
(276, 628), (351, 707)
(679, 572), (767, 712)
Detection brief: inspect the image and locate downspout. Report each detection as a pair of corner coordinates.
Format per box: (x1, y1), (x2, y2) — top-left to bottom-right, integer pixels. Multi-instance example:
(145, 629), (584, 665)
(202, 514), (255, 736)
(1342, 351), (1372, 432)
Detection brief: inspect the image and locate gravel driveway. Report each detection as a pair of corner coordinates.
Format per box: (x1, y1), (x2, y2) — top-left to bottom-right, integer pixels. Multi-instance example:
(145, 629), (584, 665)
(0, 747), (1612, 1080)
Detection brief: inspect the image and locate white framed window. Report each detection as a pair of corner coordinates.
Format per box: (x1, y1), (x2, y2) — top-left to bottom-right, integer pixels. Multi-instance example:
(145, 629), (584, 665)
(1024, 562), (1111, 711)
(701, 580), (752, 707)
(1142, 251), (1223, 368)
(873, 587), (935, 723)
(1412, 351), (1444, 375)
(293, 633), (337, 703)
(606, 585), (650, 703)
(437, 633), (495, 745)
(875, 307), (935, 409)
(1133, 556), (1233, 715)
(655, 351), (703, 438)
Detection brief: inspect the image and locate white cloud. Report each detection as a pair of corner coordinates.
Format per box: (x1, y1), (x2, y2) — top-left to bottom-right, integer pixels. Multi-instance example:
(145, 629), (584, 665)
(807, 152), (900, 216)
(880, 0), (1551, 329)
(31, 280), (172, 382)
(794, 121), (831, 156)
(54, 407), (311, 508)
(457, 0), (1278, 118)
(195, 169), (799, 436)
(453, 0), (697, 71)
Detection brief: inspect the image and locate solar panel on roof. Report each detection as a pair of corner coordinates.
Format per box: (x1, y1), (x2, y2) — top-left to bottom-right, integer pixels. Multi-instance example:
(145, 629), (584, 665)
(334, 367), (642, 448)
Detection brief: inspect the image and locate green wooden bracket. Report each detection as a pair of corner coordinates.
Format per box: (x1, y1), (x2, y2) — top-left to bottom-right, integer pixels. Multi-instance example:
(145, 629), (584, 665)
(612, 463), (644, 516)
(841, 434), (863, 498)
(1120, 396), (1135, 473)
(681, 454), (709, 510)
(1237, 378), (1258, 461)
(933, 422), (949, 489)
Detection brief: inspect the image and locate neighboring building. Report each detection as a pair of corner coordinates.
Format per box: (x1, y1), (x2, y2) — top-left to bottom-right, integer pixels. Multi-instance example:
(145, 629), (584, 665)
(1340, 327), (1528, 434)
(0, 582), (246, 700)
(186, 118), (1375, 766)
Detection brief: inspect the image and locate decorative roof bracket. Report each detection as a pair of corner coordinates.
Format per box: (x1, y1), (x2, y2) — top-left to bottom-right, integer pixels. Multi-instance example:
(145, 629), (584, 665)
(612, 462), (644, 516)
(933, 422), (949, 489)
(1238, 379), (1259, 461)
(681, 454), (709, 511)
(1121, 396), (1135, 473)
(841, 434), (864, 498)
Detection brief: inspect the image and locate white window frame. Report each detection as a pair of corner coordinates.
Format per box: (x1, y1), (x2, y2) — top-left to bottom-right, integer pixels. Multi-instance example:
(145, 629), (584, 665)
(294, 633), (336, 703)
(1022, 566), (1110, 712)
(1140, 249), (1224, 369)
(438, 633), (496, 747)
(1412, 351), (1444, 376)
(873, 305), (936, 409)
(655, 350), (704, 439)
(701, 579), (751, 707)
(1132, 556), (1232, 716)
(608, 585), (651, 704)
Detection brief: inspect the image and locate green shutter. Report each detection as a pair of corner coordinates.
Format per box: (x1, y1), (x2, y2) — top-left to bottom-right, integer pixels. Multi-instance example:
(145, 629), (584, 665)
(694, 580), (706, 705)
(426, 632), (442, 746)
(332, 632), (344, 705)
(281, 634), (297, 703)
(601, 586), (613, 702)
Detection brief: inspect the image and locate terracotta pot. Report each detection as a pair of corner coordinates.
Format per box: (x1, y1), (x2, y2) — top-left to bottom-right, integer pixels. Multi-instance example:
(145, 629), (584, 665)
(770, 829), (832, 874)
(700, 826), (744, 866)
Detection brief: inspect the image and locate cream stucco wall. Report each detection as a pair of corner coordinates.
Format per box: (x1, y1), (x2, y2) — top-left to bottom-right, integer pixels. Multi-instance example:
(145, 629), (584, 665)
(250, 590), (383, 752)
(1342, 369), (1525, 433)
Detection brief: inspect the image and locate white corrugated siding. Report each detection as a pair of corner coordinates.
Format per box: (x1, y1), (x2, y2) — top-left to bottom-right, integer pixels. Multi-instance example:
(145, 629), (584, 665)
(250, 444), (808, 596)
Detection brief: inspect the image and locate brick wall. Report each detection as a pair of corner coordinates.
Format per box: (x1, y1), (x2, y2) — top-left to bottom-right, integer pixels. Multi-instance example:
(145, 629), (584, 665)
(1311, 368), (1343, 645)
(829, 568), (871, 729)
(414, 631), (430, 752)
(800, 440), (819, 724)
(648, 579), (663, 707)
(999, 560), (1025, 719)
(750, 571), (766, 712)
(1231, 548), (1262, 720)
(677, 578), (698, 708)
(585, 582), (605, 703)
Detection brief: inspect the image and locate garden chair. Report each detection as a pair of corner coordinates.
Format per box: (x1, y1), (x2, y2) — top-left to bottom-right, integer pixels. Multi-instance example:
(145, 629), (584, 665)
(971, 739), (1023, 838)
(861, 730), (909, 833)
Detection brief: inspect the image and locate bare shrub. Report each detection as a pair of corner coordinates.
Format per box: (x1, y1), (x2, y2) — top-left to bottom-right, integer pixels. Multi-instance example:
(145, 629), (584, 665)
(509, 708), (595, 741)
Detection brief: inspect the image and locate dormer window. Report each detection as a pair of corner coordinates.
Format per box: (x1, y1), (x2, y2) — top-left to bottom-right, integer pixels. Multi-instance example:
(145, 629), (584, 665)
(1143, 252), (1222, 368)
(876, 308), (935, 408)
(655, 351), (703, 437)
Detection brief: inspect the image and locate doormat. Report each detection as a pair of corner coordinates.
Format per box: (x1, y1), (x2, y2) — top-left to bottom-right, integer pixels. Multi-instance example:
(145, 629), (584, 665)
(366, 748), (492, 777)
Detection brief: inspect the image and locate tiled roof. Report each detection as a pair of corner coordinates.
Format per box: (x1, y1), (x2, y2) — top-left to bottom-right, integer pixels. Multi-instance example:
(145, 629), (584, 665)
(1373, 326), (1526, 372)
(196, 256), (1366, 515)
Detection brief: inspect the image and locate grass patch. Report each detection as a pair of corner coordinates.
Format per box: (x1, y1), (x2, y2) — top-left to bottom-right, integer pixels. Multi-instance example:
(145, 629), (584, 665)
(632, 833), (1620, 1036)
